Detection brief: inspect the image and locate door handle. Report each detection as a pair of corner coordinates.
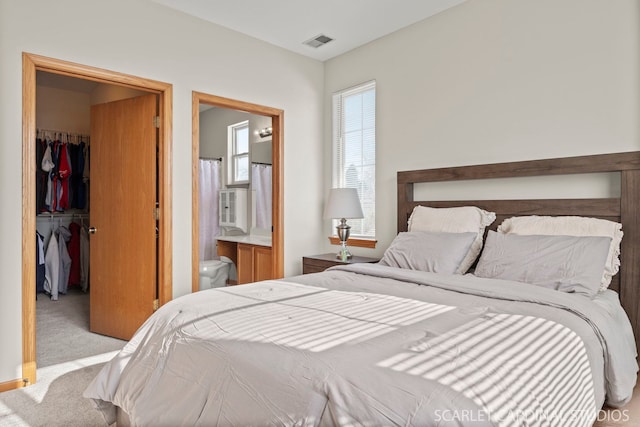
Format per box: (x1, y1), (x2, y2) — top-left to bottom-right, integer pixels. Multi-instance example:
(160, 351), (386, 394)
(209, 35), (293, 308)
(88, 227), (97, 235)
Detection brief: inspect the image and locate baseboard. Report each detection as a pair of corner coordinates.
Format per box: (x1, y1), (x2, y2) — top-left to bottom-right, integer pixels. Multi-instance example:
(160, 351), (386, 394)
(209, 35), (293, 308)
(0, 378), (28, 393)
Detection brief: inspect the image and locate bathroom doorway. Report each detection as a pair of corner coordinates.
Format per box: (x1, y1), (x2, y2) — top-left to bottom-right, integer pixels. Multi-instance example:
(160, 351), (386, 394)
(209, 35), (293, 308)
(191, 92), (283, 292)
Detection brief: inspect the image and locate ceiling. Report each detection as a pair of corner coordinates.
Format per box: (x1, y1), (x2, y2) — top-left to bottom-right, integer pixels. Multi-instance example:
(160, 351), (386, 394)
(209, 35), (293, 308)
(36, 1), (467, 92)
(151, 0), (467, 62)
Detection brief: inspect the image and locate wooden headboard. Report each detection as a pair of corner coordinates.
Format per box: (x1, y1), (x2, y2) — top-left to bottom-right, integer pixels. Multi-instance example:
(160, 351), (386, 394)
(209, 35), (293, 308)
(397, 151), (640, 350)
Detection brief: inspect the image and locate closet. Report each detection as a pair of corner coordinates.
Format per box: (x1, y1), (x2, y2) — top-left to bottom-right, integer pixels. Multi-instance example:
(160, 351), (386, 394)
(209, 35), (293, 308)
(35, 73), (94, 301)
(34, 70), (151, 363)
(35, 129), (90, 300)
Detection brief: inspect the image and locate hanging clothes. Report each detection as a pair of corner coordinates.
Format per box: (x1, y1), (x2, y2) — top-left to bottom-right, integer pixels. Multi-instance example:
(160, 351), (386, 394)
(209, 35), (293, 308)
(44, 230), (60, 300)
(67, 222), (82, 287)
(57, 225), (72, 295)
(57, 142), (72, 211)
(52, 139), (62, 212)
(42, 139), (55, 211)
(35, 137), (49, 213)
(69, 141), (87, 209)
(83, 143), (90, 209)
(80, 224), (90, 292)
(37, 131), (89, 212)
(36, 231), (46, 295)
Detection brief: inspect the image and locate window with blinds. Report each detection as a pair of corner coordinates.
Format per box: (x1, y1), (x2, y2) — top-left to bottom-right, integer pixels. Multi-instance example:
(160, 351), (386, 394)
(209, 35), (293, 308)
(228, 120), (249, 184)
(332, 81), (376, 238)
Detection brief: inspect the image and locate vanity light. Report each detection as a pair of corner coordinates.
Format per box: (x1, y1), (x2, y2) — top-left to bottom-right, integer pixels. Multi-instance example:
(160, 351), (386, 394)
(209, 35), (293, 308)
(258, 127), (272, 138)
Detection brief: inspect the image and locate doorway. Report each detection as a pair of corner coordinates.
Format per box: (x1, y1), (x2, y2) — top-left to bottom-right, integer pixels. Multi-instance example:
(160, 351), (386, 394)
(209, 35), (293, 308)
(21, 53), (173, 386)
(192, 92), (283, 292)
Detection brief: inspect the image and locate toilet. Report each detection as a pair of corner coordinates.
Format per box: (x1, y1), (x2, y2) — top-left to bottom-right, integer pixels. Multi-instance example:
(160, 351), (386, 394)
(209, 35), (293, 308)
(199, 257), (233, 290)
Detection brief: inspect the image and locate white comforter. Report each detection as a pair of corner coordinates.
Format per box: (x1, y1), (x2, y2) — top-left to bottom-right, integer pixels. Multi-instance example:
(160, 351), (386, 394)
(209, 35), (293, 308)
(84, 265), (638, 426)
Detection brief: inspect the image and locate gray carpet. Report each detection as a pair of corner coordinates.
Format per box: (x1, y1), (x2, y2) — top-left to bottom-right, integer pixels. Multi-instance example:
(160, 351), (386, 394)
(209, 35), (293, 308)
(0, 289), (125, 426)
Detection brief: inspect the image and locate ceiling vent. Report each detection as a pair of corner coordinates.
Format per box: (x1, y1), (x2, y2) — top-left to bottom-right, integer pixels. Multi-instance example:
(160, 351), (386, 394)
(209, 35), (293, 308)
(303, 34), (334, 48)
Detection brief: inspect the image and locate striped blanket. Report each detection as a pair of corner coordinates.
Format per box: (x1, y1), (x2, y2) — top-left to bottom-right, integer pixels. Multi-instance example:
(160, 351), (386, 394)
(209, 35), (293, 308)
(85, 264), (637, 426)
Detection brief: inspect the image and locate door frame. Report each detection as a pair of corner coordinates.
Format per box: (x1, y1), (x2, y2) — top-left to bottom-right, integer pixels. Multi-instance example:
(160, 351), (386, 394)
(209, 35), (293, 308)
(21, 52), (173, 387)
(192, 91), (284, 292)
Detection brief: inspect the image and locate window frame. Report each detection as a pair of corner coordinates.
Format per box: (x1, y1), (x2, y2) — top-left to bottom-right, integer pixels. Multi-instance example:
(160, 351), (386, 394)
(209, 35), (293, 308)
(228, 120), (249, 185)
(330, 80), (376, 245)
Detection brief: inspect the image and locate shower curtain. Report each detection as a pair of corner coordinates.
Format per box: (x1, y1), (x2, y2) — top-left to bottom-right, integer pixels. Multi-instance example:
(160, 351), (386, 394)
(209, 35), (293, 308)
(252, 163), (272, 230)
(199, 159), (221, 261)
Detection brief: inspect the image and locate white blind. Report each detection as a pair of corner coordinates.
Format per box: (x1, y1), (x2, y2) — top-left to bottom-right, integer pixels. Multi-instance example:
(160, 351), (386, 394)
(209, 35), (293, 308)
(332, 81), (376, 238)
(229, 121), (249, 183)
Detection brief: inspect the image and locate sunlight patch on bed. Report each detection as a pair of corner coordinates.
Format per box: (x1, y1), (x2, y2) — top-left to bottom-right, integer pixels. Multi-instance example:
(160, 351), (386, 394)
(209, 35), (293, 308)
(187, 290), (455, 352)
(376, 313), (596, 427)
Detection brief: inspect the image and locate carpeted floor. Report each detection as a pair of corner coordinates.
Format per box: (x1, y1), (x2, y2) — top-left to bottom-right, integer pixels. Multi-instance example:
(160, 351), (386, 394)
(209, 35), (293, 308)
(35, 289), (125, 368)
(0, 289), (125, 427)
(594, 380), (640, 427)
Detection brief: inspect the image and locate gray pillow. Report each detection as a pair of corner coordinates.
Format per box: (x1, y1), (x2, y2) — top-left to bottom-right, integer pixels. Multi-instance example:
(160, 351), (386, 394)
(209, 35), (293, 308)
(379, 231), (478, 274)
(474, 231), (612, 297)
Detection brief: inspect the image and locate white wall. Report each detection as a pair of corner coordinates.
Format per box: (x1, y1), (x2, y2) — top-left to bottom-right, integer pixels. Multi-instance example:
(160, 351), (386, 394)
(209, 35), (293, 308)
(0, 0), (324, 383)
(324, 0), (640, 258)
(199, 108), (250, 161)
(251, 139), (273, 165)
(36, 86), (91, 134)
(200, 109), (273, 170)
(37, 81), (148, 132)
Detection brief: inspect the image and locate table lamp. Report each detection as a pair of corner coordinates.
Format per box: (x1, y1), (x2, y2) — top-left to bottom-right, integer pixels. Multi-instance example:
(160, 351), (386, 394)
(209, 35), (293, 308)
(324, 188), (364, 261)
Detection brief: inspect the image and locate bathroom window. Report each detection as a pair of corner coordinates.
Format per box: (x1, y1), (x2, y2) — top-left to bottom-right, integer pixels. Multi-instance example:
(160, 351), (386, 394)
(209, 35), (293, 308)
(332, 80), (376, 239)
(228, 120), (249, 185)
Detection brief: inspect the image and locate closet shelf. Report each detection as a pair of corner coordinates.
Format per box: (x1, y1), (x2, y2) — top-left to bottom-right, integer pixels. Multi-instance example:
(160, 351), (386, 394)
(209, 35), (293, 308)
(37, 212), (89, 220)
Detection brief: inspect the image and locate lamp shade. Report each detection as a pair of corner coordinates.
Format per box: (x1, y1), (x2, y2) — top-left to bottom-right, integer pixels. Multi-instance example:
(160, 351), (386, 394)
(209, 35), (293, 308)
(323, 188), (364, 219)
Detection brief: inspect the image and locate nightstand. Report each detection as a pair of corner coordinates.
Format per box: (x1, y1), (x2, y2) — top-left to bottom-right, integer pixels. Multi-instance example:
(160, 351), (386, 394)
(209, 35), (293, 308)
(302, 253), (379, 274)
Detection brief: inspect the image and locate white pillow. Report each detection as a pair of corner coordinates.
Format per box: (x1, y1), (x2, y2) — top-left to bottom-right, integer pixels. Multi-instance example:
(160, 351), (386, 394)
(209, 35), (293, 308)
(497, 215), (623, 290)
(408, 206), (496, 273)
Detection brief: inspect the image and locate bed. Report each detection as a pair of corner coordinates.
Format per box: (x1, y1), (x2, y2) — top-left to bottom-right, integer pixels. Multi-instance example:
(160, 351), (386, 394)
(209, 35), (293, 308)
(84, 151), (640, 426)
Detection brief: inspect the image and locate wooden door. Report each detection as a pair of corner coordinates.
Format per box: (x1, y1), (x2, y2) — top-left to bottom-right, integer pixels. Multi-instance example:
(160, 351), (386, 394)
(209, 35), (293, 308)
(89, 94), (158, 340)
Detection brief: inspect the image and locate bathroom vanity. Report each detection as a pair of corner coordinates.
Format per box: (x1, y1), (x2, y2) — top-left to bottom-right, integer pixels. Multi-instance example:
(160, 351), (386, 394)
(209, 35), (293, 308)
(217, 235), (272, 285)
